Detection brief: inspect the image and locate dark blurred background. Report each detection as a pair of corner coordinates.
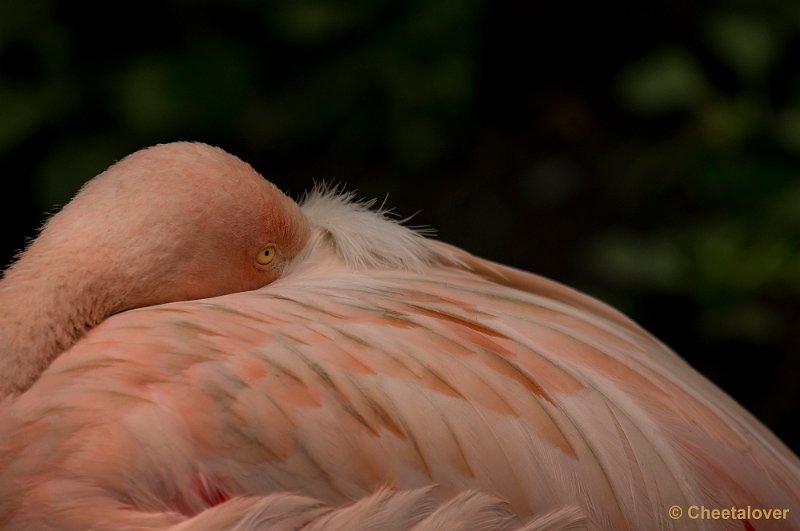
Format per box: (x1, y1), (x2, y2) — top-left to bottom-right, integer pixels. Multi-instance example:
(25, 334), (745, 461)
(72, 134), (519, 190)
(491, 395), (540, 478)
(1, 1), (798, 453)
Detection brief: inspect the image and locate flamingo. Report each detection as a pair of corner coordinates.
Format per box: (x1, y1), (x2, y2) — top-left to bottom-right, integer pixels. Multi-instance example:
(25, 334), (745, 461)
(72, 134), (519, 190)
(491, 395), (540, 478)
(0, 142), (797, 530)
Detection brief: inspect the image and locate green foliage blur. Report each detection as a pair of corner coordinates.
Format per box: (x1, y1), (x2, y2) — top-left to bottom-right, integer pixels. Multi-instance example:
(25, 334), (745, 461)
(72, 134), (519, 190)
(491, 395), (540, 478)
(0, 1), (798, 450)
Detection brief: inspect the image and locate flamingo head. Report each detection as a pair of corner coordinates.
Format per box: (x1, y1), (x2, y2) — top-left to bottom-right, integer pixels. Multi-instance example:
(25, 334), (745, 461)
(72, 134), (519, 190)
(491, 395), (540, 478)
(45, 142), (311, 309)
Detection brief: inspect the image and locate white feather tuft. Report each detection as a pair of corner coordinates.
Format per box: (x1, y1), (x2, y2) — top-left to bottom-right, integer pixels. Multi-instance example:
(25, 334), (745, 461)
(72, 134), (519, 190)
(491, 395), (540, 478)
(299, 183), (438, 271)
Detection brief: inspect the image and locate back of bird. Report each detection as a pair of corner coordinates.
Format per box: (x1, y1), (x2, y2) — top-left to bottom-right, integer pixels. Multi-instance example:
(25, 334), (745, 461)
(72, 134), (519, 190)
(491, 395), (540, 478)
(1, 242), (798, 530)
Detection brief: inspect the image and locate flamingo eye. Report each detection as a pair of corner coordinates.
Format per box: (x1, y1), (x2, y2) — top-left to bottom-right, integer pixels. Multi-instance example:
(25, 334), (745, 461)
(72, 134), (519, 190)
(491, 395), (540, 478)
(256, 245), (277, 265)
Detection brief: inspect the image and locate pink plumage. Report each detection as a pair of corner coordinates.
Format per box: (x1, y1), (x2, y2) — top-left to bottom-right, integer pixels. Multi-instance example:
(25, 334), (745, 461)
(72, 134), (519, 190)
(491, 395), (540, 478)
(0, 142), (797, 530)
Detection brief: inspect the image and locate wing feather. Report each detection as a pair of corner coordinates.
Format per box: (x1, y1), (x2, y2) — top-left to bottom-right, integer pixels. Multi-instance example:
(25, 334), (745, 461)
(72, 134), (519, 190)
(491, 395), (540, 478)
(1, 248), (798, 530)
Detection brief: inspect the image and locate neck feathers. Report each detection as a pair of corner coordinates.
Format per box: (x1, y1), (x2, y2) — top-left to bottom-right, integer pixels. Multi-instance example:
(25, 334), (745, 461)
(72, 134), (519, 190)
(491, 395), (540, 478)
(0, 248), (115, 396)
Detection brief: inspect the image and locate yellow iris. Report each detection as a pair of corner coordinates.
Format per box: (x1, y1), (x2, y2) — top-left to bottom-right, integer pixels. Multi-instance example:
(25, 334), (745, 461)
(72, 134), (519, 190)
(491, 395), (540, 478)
(256, 245), (276, 265)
